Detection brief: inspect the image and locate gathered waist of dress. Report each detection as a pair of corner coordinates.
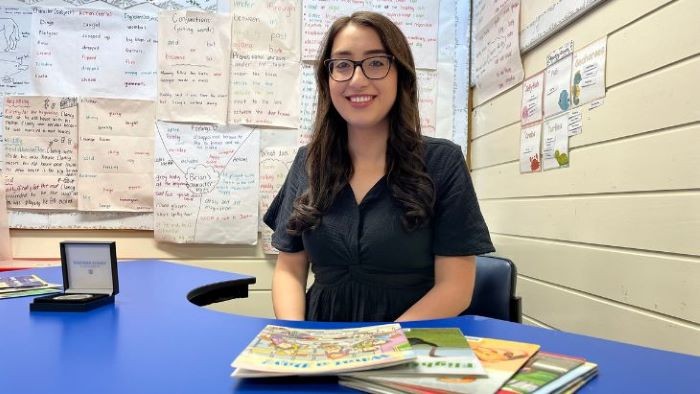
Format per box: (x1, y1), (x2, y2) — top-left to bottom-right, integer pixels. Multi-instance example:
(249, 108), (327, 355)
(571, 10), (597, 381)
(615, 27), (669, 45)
(311, 265), (434, 289)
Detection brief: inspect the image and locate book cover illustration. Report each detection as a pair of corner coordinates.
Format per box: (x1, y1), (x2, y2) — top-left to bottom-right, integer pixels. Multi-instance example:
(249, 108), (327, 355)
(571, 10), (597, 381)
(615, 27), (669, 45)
(359, 336), (540, 394)
(0, 274), (49, 292)
(350, 328), (486, 377)
(498, 352), (586, 393)
(231, 323), (415, 375)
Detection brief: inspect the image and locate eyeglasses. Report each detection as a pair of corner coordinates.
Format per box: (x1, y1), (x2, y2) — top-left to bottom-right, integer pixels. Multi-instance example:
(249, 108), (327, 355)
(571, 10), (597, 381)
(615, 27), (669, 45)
(324, 55), (394, 82)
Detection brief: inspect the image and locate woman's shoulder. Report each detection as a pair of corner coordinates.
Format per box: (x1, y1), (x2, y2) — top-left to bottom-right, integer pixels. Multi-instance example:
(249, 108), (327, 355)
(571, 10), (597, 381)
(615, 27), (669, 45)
(421, 136), (464, 170)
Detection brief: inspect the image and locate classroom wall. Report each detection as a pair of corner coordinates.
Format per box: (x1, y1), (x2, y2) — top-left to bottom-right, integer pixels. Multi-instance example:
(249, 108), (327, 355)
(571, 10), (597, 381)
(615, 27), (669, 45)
(8, 0), (700, 356)
(471, 0), (700, 356)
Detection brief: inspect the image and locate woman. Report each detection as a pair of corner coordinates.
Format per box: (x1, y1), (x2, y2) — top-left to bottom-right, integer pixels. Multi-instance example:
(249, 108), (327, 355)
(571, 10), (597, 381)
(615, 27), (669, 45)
(264, 11), (494, 322)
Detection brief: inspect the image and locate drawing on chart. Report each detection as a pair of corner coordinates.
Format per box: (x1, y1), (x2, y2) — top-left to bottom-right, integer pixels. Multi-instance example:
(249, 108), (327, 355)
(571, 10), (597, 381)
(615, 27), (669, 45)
(0, 18), (19, 51)
(153, 122), (259, 244)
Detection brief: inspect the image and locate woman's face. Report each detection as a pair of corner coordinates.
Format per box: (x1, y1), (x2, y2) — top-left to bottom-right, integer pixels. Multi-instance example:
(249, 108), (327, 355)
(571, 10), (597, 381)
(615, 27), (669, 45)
(328, 23), (398, 134)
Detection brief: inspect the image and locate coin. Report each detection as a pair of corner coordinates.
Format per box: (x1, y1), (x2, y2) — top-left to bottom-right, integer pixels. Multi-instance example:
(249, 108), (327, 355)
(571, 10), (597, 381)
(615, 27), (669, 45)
(54, 294), (92, 300)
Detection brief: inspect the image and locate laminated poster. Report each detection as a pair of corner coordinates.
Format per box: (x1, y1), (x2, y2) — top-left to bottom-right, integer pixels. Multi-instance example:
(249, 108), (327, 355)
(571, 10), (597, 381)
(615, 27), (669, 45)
(571, 37), (607, 107)
(519, 123), (542, 173)
(544, 54), (573, 118)
(542, 113), (569, 170)
(521, 72), (544, 125)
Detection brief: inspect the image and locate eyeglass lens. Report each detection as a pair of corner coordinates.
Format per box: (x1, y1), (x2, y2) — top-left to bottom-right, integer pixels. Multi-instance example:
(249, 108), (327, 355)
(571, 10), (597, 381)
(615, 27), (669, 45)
(328, 56), (392, 81)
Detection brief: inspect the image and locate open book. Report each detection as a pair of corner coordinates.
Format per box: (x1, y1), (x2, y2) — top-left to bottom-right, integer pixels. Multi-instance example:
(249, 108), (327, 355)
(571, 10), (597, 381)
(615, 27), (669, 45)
(231, 323), (416, 377)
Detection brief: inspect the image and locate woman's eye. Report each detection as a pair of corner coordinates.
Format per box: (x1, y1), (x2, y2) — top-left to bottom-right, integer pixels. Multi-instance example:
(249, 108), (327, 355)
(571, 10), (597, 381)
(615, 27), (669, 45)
(335, 61), (352, 69)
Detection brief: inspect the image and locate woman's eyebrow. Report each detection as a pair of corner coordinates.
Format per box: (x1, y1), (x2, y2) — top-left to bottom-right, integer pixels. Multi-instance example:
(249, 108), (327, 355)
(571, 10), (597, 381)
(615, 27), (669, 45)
(330, 48), (388, 57)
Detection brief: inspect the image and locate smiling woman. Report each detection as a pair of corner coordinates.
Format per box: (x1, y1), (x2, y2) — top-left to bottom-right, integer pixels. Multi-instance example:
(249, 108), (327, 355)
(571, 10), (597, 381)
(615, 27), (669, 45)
(264, 11), (494, 323)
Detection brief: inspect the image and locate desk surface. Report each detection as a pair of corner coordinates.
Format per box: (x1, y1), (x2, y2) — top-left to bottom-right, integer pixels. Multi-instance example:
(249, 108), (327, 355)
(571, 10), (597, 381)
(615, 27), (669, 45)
(0, 260), (697, 393)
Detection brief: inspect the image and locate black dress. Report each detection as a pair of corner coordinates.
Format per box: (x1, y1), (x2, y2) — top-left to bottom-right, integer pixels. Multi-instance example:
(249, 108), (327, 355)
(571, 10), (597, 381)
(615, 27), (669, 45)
(263, 136), (495, 322)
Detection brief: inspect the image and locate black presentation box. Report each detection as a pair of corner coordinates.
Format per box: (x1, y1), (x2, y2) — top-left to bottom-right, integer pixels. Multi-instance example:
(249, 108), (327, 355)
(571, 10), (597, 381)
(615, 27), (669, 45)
(30, 242), (119, 312)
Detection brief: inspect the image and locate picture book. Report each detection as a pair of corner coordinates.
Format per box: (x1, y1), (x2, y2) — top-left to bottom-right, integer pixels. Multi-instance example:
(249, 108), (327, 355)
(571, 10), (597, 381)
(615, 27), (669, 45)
(349, 328), (486, 377)
(535, 362), (597, 394)
(344, 336), (540, 394)
(498, 352), (586, 393)
(231, 323), (415, 376)
(0, 274), (50, 292)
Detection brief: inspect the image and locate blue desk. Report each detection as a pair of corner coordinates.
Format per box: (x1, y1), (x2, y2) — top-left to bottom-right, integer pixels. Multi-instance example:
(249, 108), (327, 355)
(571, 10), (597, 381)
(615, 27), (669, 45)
(1, 260), (697, 393)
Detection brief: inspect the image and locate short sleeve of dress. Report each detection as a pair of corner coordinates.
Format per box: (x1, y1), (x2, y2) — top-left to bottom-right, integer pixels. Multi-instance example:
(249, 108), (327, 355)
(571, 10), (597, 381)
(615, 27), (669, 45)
(262, 147), (307, 253)
(430, 141), (495, 256)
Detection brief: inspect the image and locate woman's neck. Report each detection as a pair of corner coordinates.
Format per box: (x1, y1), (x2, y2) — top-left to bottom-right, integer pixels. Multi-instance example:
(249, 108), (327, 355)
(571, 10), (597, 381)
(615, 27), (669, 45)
(347, 125), (389, 168)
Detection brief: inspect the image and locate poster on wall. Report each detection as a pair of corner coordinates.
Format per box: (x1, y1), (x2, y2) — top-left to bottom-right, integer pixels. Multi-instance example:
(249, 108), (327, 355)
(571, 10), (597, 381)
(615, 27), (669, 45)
(519, 123), (542, 173)
(520, 72), (544, 125)
(542, 113), (569, 170)
(259, 145), (298, 254)
(471, 0), (524, 102)
(77, 98), (155, 212)
(157, 10), (232, 124)
(544, 54), (573, 118)
(153, 122), (260, 244)
(0, 184), (11, 262)
(571, 37), (607, 107)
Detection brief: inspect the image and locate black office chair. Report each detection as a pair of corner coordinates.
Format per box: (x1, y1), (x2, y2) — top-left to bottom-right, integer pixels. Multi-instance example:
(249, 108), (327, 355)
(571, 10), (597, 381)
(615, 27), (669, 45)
(461, 255), (522, 323)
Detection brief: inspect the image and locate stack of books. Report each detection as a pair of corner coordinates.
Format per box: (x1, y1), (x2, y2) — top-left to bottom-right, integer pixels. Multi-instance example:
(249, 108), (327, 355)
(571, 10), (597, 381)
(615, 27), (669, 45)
(230, 323), (598, 394)
(0, 274), (62, 299)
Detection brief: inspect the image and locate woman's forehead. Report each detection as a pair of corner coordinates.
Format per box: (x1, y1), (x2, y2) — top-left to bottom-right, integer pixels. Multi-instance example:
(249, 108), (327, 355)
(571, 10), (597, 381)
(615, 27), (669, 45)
(330, 24), (386, 57)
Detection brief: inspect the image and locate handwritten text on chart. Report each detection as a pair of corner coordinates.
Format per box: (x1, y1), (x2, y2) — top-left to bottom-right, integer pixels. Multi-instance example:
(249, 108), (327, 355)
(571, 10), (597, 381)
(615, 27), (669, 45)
(232, 0), (300, 61)
(229, 59), (299, 128)
(30, 7), (158, 99)
(154, 122), (260, 244)
(158, 11), (231, 124)
(259, 145), (297, 254)
(302, 0), (439, 69)
(3, 96), (78, 209)
(78, 97), (155, 212)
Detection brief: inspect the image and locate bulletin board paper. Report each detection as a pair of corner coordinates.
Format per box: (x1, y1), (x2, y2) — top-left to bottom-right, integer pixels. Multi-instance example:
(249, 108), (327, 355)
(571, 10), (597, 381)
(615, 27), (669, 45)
(154, 122), (260, 244)
(259, 145), (297, 254)
(157, 10), (231, 124)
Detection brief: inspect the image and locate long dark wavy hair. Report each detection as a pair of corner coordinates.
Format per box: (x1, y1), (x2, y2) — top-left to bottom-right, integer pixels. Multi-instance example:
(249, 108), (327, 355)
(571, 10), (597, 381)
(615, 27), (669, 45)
(287, 11), (435, 235)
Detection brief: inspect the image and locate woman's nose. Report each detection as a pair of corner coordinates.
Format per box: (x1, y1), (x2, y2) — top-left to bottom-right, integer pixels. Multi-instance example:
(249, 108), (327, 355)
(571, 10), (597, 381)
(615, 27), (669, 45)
(348, 64), (369, 85)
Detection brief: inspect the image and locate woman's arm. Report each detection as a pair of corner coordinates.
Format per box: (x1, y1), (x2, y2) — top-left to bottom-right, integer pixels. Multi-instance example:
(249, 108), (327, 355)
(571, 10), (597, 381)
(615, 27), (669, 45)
(395, 255), (476, 322)
(271, 250), (310, 320)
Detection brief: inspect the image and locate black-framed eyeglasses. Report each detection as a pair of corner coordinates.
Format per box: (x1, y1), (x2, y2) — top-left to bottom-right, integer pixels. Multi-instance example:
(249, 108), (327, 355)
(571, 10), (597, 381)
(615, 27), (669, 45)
(324, 55), (394, 82)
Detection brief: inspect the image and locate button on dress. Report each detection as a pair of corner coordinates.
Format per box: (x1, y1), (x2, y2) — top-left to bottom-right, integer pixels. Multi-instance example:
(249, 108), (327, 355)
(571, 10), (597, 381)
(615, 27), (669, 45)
(264, 136), (494, 322)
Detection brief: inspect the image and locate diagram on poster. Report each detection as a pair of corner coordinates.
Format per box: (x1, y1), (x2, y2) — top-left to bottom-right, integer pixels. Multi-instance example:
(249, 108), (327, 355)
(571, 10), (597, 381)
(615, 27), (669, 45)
(154, 122), (259, 244)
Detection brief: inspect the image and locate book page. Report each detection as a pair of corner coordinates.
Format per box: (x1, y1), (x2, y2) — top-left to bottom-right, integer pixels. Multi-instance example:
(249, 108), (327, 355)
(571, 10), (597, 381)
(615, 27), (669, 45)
(157, 11), (231, 124)
(154, 122), (259, 244)
(78, 97), (155, 212)
(3, 96), (78, 210)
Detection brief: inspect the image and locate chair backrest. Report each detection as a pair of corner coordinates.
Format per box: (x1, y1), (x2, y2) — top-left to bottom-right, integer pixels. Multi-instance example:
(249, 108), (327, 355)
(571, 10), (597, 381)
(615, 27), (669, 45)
(461, 255), (522, 323)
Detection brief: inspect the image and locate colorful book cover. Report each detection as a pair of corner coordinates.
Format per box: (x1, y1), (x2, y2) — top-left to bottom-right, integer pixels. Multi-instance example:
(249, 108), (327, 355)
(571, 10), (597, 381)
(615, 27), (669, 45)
(498, 352), (585, 393)
(536, 362), (597, 394)
(358, 336), (540, 393)
(231, 323), (415, 375)
(0, 274), (50, 293)
(349, 328), (486, 377)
